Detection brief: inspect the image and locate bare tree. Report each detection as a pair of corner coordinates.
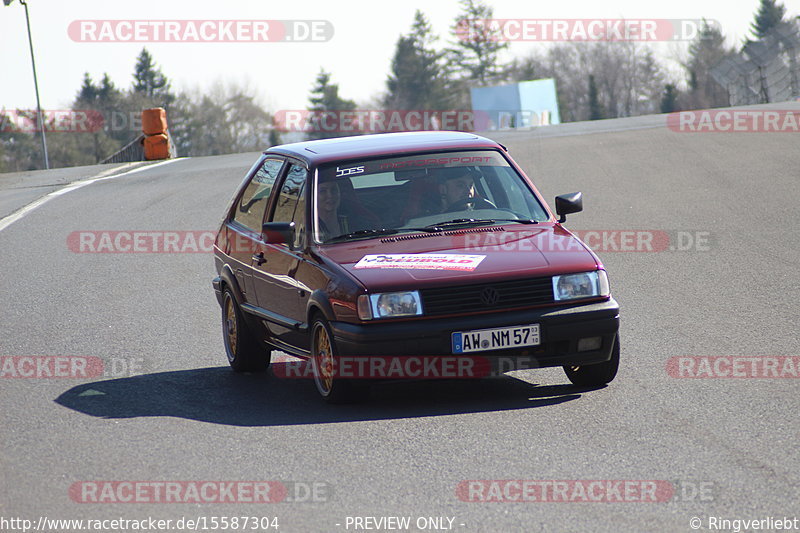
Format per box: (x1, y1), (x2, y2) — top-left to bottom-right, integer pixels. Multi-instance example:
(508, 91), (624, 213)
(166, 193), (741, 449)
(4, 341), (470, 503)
(504, 40), (668, 122)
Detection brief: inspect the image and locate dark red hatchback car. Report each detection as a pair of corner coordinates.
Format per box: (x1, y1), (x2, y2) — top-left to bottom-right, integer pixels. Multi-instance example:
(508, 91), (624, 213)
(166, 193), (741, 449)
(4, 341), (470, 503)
(212, 131), (620, 402)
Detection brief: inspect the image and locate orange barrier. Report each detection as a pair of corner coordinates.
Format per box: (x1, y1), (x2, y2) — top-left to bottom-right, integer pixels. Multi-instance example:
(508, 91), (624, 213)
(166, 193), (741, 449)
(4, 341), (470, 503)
(143, 133), (170, 160)
(142, 108), (168, 135)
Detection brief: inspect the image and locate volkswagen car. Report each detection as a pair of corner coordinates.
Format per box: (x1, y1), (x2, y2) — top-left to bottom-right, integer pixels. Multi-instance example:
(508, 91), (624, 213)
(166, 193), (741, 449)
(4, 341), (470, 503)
(212, 131), (620, 402)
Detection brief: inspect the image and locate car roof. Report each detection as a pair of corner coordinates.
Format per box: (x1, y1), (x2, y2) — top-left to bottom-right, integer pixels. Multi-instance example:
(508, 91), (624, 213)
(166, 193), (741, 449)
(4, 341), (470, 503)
(265, 131), (505, 167)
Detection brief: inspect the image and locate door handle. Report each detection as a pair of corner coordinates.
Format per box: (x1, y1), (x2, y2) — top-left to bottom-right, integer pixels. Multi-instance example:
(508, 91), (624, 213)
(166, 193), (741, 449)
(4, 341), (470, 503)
(252, 252), (266, 265)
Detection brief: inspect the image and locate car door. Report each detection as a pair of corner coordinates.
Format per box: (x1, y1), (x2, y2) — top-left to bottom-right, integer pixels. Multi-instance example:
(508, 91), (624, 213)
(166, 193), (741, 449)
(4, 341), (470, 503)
(251, 161), (310, 349)
(225, 156), (285, 304)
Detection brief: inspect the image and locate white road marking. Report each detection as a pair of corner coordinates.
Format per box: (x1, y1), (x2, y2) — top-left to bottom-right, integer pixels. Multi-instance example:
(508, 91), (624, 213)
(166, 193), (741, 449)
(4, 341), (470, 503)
(0, 158), (183, 233)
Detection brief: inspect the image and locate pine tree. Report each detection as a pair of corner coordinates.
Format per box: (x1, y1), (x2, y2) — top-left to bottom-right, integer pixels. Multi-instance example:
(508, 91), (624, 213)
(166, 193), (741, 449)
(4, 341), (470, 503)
(132, 48), (174, 106)
(77, 73), (98, 103)
(684, 20), (734, 109)
(750, 0), (787, 40)
(448, 0), (509, 85)
(307, 69), (357, 140)
(97, 74), (119, 102)
(383, 11), (451, 111)
(72, 72), (124, 161)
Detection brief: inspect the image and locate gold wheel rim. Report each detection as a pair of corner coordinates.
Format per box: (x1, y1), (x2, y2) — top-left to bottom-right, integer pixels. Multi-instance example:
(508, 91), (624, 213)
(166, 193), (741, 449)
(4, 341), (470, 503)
(314, 324), (334, 394)
(225, 295), (238, 355)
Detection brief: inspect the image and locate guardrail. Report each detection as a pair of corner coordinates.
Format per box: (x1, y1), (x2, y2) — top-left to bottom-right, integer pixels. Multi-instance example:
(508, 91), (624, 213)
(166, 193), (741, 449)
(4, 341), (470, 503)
(99, 108), (175, 164)
(100, 134), (145, 164)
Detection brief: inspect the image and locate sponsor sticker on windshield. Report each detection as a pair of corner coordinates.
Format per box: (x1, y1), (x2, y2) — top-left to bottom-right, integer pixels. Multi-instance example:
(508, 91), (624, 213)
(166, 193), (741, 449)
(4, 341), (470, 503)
(354, 254), (486, 271)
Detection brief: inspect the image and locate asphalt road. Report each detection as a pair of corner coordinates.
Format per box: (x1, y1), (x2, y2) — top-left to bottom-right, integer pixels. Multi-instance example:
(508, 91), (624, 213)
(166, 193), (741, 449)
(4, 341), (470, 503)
(1, 107), (798, 533)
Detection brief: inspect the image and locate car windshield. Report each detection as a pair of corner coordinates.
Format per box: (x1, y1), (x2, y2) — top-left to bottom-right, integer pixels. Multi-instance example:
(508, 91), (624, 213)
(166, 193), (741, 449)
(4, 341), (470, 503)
(314, 150), (549, 243)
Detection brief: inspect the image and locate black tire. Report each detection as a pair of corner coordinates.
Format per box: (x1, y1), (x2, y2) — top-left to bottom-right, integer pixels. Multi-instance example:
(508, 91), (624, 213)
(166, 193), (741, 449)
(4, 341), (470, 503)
(563, 335), (620, 386)
(310, 315), (368, 404)
(221, 288), (270, 372)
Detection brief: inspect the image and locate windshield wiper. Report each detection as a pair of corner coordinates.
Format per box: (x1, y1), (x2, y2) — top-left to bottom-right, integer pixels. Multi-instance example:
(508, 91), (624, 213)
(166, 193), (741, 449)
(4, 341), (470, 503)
(424, 218), (539, 229)
(424, 218), (491, 229)
(325, 219), (540, 242)
(491, 218), (540, 224)
(325, 226), (441, 243)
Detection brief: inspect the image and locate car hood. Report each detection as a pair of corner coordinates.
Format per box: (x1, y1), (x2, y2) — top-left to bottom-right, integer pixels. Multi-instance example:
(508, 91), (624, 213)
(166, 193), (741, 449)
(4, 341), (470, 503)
(317, 224), (601, 291)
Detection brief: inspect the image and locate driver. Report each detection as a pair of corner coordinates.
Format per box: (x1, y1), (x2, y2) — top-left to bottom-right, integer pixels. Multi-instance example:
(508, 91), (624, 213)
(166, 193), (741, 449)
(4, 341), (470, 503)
(437, 168), (494, 212)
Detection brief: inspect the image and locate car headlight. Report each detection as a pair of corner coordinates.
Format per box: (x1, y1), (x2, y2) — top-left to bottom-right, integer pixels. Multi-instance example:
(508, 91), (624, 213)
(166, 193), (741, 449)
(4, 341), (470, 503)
(357, 291), (423, 320)
(552, 270), (610, 301)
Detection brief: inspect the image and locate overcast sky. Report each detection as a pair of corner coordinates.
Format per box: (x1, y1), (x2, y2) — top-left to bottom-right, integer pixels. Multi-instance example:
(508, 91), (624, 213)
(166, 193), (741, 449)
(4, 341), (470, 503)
(2, 0), (799, 115)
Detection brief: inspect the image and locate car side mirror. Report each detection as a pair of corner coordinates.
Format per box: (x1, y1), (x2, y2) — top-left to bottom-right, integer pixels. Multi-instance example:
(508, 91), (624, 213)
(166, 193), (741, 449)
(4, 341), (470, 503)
(555, 192), (583, 223)
(262, 222), (295, 246)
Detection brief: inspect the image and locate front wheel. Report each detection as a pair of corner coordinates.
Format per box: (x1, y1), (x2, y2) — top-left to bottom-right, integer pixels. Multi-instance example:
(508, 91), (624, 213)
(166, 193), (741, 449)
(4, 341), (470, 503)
(222, 288), (270, 372)
(563, 335), (620, 386)
(310, 316), (368, 403)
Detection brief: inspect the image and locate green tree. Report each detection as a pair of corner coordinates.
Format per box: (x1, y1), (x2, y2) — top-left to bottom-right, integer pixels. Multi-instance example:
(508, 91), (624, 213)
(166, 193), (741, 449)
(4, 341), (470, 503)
(71, 72), (126, 162)
(77, 73), (127, 135)
(383, 11), (451, 111)
(307, 69), (357, 140)
(447, 0), (509, 85)
(0, 113), (41, 172)
(77, 73), (98, 102)
(660, 84), (680, 113)
(684, 20), (735, 109)
(750, 0), (787, 40)
(588, 75), (605, 120)
(132, 48), (174, 107)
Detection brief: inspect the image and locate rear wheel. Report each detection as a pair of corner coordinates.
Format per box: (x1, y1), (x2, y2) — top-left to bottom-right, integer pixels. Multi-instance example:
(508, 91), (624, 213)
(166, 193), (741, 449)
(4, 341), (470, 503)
(563, 335), (619, 386)
(310, 316), (368, 403)
(222, 288), (270, 372)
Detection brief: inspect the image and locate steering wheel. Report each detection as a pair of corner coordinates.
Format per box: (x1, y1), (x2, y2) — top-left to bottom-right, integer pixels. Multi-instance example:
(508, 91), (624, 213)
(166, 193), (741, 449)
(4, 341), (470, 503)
(446, 197), (497, 212)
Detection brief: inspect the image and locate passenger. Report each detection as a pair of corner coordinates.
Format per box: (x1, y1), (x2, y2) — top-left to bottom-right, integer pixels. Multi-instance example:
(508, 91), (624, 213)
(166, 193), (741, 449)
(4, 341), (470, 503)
(317, 181), (347, 240)
(317, 179), (381, 240)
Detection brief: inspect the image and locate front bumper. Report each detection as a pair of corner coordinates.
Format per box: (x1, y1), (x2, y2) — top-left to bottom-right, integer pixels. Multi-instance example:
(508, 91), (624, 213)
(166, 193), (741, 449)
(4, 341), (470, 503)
(330, 298), (620, 370)
(212, 276), (223, 306)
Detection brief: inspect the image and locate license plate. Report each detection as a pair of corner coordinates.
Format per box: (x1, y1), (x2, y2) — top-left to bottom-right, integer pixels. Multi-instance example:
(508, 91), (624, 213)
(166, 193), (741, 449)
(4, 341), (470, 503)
(452, 324), (540, 354)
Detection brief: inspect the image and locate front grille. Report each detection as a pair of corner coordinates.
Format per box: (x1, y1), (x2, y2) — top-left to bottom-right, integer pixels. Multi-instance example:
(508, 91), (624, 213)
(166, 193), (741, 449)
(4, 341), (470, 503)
(420, 276), (554, 316)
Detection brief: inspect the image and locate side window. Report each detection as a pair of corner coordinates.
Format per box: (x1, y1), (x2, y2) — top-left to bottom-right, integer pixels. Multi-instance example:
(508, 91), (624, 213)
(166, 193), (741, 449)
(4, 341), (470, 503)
(232, 158), (284, 232)
(271, 163), (308, 249)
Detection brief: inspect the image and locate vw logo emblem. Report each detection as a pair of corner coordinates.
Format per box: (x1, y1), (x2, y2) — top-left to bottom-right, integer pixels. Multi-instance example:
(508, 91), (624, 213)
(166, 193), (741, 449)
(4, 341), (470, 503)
(480, 287), (500, 306)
